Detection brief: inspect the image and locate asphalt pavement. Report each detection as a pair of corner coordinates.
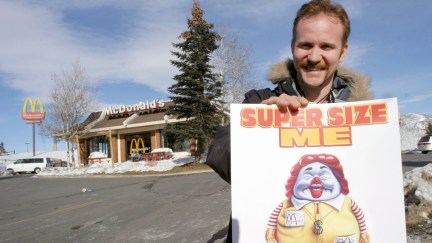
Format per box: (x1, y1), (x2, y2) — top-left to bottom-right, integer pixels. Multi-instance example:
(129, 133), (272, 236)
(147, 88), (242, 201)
(0, 171), (231, 243)
(402, 152), (432, 173)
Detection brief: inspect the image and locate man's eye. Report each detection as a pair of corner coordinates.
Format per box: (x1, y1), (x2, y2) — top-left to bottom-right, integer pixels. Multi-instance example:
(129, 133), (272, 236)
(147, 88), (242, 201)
(298, 44), (312, 49)
(321, 45), (334, 51)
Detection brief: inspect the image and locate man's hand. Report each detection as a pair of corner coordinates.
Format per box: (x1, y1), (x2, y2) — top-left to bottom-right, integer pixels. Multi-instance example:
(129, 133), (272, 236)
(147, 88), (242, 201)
(261, 94), (308, 114)
(265, 228), (276, 243)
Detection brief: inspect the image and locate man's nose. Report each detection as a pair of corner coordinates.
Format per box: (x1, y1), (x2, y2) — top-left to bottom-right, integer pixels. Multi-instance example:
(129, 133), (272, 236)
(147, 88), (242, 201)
(307, 48), (322, 64)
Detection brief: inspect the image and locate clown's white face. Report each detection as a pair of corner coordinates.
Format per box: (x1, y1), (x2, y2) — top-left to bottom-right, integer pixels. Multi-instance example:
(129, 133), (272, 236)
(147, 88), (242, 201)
(293, 162), (341, 201)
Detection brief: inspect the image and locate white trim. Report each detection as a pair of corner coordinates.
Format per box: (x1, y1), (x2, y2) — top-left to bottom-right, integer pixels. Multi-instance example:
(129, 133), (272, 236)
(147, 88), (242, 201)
(122, 113), (139, 127)
(87, 118), (188, 133)
(85, 110), (106, 131)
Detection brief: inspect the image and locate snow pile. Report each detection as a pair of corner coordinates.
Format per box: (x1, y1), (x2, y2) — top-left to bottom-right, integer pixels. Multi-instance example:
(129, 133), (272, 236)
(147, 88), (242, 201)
(0, 150), (202, 177)
(36, 152), (200, 176)
(405, 164), (432, 221)
(401, 113), (432, 241)
(404, 164), (432, 243)
(400, 113), (432, 152)
(88, 151), (107, 158)
(151, 148), (173, 153)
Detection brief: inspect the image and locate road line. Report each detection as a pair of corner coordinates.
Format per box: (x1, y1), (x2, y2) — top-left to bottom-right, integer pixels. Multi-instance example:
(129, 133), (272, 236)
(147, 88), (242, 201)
(0, 200), (99, 230)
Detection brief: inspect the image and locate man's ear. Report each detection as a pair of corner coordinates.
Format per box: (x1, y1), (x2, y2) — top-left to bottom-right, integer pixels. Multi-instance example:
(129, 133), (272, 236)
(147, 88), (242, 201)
(339, 43), (348, 62)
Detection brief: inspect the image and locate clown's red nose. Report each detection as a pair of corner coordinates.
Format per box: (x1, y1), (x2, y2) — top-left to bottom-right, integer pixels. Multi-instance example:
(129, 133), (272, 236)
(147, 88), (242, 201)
(312, 177), (322, 184)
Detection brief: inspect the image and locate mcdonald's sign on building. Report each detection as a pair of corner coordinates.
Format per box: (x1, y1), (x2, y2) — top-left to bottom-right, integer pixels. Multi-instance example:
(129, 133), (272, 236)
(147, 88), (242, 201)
(22, 98), (45, 124)
(129, 138), (146, 154)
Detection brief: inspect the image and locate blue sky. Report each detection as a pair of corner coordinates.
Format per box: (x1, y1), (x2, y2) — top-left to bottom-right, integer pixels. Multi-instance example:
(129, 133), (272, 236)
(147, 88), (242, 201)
(1, 0), (431, 153)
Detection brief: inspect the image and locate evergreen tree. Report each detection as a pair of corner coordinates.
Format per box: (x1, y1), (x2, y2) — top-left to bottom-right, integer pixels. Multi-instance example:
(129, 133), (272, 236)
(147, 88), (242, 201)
(167, 0), (224, 163)
(0, 142), (5, 154)
(426, 122), (432, 135)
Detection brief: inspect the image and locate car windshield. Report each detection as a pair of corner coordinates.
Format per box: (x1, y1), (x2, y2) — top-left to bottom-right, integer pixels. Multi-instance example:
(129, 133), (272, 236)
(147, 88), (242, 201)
(419, 136), (431, 143)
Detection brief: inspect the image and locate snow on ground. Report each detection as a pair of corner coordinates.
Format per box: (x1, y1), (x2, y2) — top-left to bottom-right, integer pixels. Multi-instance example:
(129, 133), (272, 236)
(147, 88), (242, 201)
(400, 113), (432, 152)
(0, 151), (205, 177)
(38, 151), (202, 176)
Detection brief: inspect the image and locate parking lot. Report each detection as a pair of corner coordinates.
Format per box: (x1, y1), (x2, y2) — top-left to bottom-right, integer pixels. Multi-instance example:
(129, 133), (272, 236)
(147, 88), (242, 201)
(0, 172), (231, 243)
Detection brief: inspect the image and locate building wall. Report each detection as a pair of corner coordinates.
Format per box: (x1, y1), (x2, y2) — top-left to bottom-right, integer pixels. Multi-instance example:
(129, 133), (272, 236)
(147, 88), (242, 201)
(120, 134), (126, 162)
(78, 140), (88, 165)
(151, 130), (161, 150)
(109, 132), (118, 163)
(77, 126), (168, 164)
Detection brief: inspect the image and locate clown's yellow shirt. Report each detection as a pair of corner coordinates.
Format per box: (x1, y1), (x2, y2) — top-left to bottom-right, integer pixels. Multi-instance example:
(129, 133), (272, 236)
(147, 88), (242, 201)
(276, 196), (360, 243)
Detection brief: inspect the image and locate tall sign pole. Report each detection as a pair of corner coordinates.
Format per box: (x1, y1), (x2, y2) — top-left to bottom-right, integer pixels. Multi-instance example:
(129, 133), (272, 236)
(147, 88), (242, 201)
(32, 123), (36, 156)
(22, 98), (45, 156)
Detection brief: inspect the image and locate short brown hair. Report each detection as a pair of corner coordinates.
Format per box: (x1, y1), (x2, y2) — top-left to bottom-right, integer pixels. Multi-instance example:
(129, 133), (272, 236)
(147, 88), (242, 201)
(292, 0), (351, 44)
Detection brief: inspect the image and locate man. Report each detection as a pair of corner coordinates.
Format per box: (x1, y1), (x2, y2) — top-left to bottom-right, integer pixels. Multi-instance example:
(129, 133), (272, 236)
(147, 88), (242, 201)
(206, 0), (372, 241)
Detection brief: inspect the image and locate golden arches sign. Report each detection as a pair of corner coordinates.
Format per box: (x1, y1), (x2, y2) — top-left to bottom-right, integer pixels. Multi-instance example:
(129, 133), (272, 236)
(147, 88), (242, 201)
(130, 138), (145, 154)
(22, 98), (45, 123)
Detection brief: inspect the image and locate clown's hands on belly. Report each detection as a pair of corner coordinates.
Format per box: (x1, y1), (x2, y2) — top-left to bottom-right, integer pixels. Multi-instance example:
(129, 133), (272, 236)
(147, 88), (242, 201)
(360, 233), (370, 243)
(265, 228), (276, 243)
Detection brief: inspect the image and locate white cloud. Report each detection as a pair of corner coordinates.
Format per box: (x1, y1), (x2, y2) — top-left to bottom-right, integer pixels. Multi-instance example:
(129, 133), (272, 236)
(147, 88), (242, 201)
(212, 0), (303, 20)
(343, 42), (371, 68)
(339, 0), (367, 18)
(209, 0), (366, 23)
(399, 94), (432, 105)
(0, 0), (191, 99)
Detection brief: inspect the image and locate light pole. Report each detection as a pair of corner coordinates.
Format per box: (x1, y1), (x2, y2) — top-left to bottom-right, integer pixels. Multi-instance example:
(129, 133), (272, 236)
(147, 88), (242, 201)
(25, 143), (30, 153)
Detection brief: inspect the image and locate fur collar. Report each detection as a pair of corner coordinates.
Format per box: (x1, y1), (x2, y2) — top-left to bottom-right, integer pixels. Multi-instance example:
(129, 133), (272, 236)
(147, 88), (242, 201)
(267, 59), (373, 101)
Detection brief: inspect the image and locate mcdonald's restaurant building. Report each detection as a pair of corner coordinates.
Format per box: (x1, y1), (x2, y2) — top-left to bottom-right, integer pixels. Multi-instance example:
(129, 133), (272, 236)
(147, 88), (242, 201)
(75, 99), (185, 164)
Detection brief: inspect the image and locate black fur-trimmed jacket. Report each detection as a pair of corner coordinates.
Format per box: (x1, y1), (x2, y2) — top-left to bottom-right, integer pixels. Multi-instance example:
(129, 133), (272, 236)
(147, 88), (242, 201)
(206, 60), (373, 184)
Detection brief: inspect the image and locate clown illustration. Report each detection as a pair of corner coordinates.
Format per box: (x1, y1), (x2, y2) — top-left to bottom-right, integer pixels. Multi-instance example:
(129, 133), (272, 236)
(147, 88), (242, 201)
(265, 153), (370, 243)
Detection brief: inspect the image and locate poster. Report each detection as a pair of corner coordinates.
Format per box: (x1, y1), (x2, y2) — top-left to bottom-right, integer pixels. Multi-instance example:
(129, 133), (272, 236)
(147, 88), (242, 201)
(231, 98), (406, 243)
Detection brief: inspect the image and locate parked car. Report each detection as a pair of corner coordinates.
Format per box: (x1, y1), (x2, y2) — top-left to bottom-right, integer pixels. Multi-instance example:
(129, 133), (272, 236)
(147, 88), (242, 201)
(6, 157), (54, 174)
(417, 135), (432, 154)
(61, 160), (72, 167)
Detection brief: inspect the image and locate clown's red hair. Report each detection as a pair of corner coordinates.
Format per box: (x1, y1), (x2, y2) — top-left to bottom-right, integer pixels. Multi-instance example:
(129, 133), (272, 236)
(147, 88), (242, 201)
(285, 153), (349, 198)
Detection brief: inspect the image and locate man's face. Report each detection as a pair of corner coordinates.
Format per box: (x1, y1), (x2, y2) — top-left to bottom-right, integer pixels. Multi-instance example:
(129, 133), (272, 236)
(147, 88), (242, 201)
(291, 13), (348, 91)
(293, 162), (341, 201)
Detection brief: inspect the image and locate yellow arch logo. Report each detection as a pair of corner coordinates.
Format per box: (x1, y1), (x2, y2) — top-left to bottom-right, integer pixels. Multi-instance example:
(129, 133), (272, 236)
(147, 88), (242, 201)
(22, 98), (45, 122)
(130, 138), (145, 154)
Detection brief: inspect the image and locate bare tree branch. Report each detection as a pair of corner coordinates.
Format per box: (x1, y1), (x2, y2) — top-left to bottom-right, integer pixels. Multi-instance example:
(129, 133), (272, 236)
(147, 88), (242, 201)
(212, 28), (259, 109)
(41, 59), (97, 167)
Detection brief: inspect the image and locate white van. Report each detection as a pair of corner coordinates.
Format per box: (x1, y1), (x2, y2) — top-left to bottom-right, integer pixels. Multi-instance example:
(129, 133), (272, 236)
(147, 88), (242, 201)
(6, 157), (54, 174)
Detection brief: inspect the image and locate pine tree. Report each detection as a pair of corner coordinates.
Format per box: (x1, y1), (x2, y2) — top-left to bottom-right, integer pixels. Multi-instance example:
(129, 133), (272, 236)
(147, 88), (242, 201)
(0, 142), (5, 154)
(167, 0), (224, 163)
(426, 122), (432, 135)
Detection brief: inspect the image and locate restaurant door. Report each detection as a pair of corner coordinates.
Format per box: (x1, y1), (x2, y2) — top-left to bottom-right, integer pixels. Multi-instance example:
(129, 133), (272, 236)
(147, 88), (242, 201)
(125, 133), (151, 161)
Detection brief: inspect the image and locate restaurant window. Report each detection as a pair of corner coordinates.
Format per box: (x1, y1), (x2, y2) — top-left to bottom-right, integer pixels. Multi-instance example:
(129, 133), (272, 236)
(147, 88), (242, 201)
(88, 135), (110, 157)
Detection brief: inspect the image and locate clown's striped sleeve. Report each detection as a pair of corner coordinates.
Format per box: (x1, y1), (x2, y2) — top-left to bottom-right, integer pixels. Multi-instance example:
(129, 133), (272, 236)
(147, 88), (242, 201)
(267, 201), (284, 229)
(351, 199), (367, 233)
